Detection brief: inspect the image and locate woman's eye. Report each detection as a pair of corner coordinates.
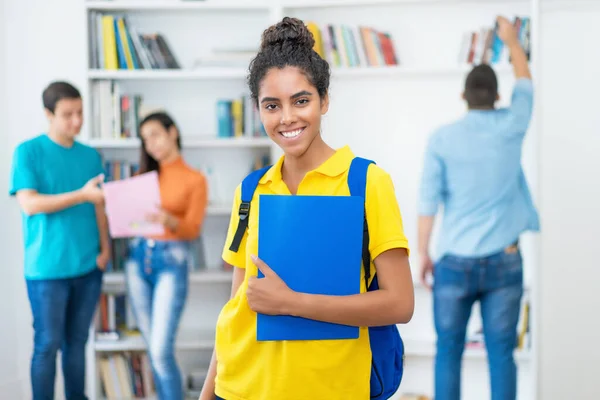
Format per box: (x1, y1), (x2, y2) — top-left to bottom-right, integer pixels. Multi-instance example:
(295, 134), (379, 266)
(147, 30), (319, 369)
(296, 99), (308, 105)
(265, 104), (277, 110)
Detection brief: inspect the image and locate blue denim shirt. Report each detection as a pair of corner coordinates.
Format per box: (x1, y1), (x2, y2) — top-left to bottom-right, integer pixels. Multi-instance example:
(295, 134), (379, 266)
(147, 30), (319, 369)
(419, 78), (540, 259)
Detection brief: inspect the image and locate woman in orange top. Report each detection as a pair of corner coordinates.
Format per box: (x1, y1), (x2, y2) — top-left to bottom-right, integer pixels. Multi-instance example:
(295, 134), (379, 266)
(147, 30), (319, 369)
(125, 112), (208, 400)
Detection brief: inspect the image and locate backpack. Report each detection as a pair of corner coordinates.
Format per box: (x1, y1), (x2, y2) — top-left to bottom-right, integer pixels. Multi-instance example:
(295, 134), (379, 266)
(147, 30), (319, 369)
(228, 157), (405, 400)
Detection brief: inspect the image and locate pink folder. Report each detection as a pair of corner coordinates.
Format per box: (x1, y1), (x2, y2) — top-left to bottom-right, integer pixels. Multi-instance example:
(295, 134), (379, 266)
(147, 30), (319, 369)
(103, 171), (165, 238)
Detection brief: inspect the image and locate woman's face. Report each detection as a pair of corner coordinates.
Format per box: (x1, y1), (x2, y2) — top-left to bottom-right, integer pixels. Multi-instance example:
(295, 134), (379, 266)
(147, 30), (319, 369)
(258, 66), (329, 159)
(140, 120), (179, 162)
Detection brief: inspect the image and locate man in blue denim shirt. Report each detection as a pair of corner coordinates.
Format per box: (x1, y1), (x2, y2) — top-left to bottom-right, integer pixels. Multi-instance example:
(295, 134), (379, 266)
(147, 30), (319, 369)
(418, 17), (539, 400)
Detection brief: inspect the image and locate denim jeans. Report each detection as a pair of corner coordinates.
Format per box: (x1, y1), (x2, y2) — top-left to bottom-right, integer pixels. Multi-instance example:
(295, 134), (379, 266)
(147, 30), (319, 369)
(26, 267), (104, 400)
(126, 238), (190, 400)
(433, 246), (523, 400)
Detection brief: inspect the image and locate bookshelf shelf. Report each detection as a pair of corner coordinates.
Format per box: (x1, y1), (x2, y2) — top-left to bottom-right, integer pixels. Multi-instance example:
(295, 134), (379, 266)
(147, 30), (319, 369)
(95, 330), (215, 352)
(403, 338), (531, 362)
(331, 64), (514, 77)
(84, 1), (271, 12)
(103, 270), (233, 286)
(88, 65), (515, 81)
(87, 68), (249, 80)
(207, 204), (232, 216)
(85, 136), (272, 149)
(282, 0), (529, 8)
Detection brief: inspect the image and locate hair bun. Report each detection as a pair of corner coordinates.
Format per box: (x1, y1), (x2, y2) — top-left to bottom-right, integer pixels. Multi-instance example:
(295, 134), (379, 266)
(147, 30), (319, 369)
(260, 17), (315, 52)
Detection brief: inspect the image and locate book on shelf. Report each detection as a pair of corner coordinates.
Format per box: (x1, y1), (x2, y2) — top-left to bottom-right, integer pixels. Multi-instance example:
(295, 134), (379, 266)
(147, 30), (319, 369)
(96, 292), (138, 341)
(98, 352), (156, 399)
(91, 80), (145, 139)
(192, 47), (257, 68)
(89, 12), (180, 70)
(217, 94), (267, 138)
(306, 22), (398, 68)
(459, 16), (531, 66)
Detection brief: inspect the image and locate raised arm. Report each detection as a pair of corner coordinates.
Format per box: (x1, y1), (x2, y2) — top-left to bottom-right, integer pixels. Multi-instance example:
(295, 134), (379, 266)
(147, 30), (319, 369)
(496, 16), (530, 80)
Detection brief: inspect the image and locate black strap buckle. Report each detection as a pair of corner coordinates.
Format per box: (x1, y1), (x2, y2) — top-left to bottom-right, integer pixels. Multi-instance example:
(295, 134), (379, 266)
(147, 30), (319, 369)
(238, 202), (250, 219)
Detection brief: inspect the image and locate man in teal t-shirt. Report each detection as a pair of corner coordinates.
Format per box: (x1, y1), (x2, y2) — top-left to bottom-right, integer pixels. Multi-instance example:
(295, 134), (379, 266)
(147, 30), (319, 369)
(9, 81), (110, 400)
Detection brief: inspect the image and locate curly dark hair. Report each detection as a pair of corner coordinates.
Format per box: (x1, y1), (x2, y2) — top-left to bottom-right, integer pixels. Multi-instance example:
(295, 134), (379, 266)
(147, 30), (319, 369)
(248, 17), (331, 105)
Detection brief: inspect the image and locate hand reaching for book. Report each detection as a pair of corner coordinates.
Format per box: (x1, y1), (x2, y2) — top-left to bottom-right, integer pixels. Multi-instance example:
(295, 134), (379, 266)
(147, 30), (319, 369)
(496, 16), (519, 46)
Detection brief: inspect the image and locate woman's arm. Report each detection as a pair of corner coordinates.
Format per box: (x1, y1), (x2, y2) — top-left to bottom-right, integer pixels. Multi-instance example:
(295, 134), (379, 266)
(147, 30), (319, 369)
(174, 175), (208, 239)
(199, 265), (245, 400)
(149, 175), (208, 239)
(248, 248), (414, 327)
(293, 248), (414, 326)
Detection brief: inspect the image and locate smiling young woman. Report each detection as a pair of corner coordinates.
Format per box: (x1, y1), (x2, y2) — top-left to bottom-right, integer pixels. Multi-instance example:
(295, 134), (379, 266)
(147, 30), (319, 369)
(199, 17), (415, 400)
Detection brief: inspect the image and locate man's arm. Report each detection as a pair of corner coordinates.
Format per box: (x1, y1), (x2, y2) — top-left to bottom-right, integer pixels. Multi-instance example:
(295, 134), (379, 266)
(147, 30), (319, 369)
(418, 215), (435, 257)
(417, 135), (444, 289)
(16, 189), (86, 216)
(95, 202), (111, 269)
(15, 174), (104, 216)
(497, 16), (530, 79)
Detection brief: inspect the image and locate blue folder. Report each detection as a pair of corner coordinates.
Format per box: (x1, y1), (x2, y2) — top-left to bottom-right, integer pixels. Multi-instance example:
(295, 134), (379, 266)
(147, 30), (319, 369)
(257, 194), (364, 341)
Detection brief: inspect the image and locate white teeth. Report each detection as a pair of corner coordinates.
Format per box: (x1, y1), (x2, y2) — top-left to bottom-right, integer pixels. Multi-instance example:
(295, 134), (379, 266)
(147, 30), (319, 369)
(281, 128), (303, 138)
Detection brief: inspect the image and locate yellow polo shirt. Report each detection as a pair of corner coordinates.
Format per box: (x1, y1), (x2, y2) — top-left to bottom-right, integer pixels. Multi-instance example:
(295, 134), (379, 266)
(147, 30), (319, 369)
(214, 146), (409, 400)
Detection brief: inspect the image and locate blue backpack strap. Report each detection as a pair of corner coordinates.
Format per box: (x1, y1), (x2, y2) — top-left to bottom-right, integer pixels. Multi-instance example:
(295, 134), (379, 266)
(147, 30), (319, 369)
(228, 165), (272, 252)
(350, 157), (405, 400)
(347, 157), (375, 291)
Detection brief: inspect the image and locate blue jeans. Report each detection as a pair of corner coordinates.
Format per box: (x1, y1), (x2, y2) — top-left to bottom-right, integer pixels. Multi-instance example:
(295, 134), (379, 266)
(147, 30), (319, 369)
(433, 246), (523, 400)
(126, 238), (190, 400)
(26, 267), (103, 400)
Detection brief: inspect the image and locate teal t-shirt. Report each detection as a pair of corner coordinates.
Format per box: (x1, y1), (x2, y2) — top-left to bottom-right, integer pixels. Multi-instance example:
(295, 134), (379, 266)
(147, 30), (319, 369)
(9, 134), (105, 280)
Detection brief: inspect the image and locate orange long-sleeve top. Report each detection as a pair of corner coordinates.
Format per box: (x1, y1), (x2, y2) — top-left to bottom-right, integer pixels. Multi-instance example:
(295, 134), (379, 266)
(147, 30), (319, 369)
(149, 156), (208, 241)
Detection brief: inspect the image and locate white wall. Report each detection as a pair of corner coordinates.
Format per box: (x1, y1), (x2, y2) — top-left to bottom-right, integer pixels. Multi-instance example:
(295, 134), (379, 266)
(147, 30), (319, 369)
(0, 0), (22, 396)
(3, 0), (87, 398)
(537, 3), (600, 399)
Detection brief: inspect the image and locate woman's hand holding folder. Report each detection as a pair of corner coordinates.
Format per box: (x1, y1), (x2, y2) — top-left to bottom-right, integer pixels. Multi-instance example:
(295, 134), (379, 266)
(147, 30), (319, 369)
(247, 255), (296, 315)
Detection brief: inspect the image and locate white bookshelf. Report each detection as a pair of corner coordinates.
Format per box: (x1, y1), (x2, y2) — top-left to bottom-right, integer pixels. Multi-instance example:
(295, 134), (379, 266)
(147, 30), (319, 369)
(83, 136), (272, 149)
(88, 64), (516, 80)
(95, 330), (216, 352)
(85, 1), (271, 11)
(102, 269), (233, 286)
(83, 1), (540, 399)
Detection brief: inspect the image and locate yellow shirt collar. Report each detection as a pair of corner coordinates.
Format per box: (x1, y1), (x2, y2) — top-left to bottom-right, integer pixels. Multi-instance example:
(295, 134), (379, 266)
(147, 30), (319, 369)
(260, 145), (355, 184)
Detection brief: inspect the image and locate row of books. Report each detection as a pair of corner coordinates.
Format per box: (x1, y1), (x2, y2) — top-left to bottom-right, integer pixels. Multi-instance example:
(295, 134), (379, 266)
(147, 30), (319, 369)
(307, 22), (398, 68)
(89, 12), (179, 70)
(460, 16), (531, 65)
(97, 292), (137, 340)
(217, 95), (267, 138)
(98, 352), (156, 399)
(91, 81), (145, 139)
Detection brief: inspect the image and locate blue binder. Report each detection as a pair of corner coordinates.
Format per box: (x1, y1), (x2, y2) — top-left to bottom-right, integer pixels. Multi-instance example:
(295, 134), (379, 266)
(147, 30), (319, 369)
(257, 194), (364, 341)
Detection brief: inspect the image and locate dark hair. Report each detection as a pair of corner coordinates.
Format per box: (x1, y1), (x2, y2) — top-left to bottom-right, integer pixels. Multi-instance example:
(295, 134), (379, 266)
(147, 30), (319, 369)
(248, 17), (330, 106)
(464, 64), (498, 109)
(138, 112), (182, 174)
(42, 81), (81, 114)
